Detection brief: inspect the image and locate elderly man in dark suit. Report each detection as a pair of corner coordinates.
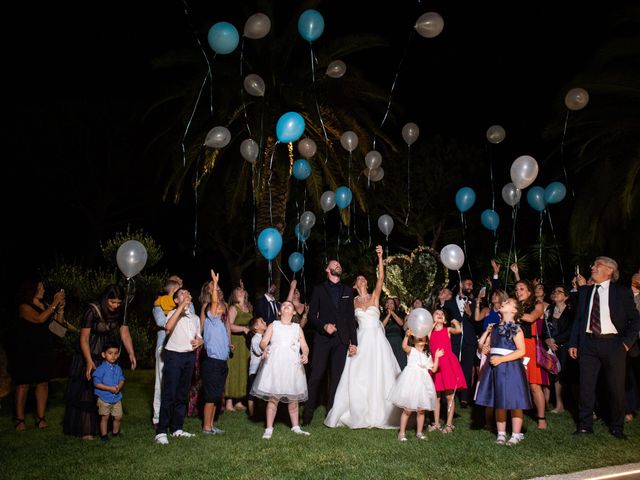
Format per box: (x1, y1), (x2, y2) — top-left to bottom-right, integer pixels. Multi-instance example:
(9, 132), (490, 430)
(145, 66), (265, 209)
(569, 257), (640, 439)
(302, 259), (357, 425)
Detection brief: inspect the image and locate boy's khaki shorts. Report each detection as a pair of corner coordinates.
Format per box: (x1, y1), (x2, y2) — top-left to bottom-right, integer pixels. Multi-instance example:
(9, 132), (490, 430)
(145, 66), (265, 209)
(97, 398), (123, 417)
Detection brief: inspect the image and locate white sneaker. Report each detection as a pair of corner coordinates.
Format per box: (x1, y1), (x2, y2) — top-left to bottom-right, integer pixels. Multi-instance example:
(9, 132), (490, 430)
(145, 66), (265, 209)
(416, 432), (426, 440)
(398, 433), (407, 442)
(507, 433), (524, 446)
(291, 426), (310, 436)
(155, 433), (169, 445)
(495, 433), (507, 445)
(171, 429), (195, 438)
(262, 428), (273, 440)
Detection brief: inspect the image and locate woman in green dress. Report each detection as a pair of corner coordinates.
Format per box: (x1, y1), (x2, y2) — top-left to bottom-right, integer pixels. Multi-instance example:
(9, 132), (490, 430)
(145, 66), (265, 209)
(382, 297), (406, 369)
(224, 283), (252, 412)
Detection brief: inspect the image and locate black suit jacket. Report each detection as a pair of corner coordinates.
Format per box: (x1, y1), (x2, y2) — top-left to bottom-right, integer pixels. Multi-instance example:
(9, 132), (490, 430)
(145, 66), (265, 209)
(308, 281), (357, 346)
(254, 295), (279, 325)
(569, 283), (640, 351)
(444, 296), (477, 347)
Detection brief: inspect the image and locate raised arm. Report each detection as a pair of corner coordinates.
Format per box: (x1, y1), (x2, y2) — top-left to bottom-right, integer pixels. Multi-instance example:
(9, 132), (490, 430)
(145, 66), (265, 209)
(286, 279), (297, 302)
(373, 245), (385, 300)
(521, 302), (545, 323)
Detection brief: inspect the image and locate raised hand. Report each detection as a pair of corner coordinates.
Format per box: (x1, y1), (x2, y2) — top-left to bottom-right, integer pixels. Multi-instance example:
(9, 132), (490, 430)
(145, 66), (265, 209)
(375, 245), (383, 258)
(491, 259), (500, 275)
(210, 269), (219, 284)
(510, 263), (519, 274)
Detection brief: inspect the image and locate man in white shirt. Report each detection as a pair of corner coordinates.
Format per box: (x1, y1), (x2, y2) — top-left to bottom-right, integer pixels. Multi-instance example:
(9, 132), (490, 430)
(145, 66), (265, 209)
(155, 288), (203, 445)
(569, 257), (640, 439)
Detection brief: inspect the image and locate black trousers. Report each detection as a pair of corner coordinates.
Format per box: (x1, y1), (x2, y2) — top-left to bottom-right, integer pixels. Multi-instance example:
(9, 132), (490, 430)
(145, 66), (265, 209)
(303, 335), (348, 423)
(578, 335), (627, 432)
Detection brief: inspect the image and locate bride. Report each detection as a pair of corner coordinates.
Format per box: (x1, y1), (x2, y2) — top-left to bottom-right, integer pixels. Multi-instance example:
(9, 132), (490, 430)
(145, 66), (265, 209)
(324, 245), (402, 429)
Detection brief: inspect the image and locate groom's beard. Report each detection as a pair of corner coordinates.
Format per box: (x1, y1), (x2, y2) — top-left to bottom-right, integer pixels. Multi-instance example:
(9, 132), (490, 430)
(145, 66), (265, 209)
(330, 268), (342, 278)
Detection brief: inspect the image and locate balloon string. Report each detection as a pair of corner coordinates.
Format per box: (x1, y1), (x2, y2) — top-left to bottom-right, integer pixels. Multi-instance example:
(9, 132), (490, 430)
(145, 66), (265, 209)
(193, 164), (199, 256)
(546, 208), (565, 284)
(268, 142), (278, 225)
(182, 70), (211, 166)
(493, 230), (498, 257)
(239, 38), (252, 137)
(405, 145), (411, 226)
(539, 211), (544, 283)
(276, 259), (290, 285)
(385, 235), (389, 258)
(460, 212), (471, 278)
(560, 110), (574, 200)
(504, 205), (518, 289)
(336, 219), (341, 262)
(488, 144), (495, 211)
(251, 163), (257, 249)
(323, 212), (328, 266)
(367, 208), (372, 248)
(374, 29), (415, 150)
(122, 278), (132, 328)
(309, 44), (329, 156)
(268, 260), (273, 297)
(456, 269), (463, 362)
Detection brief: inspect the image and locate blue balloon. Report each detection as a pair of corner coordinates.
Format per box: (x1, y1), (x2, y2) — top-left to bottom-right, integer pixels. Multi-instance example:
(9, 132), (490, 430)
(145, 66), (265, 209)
(276, 112), (305, 143)
(527, 186), (547, 212)
(295, 223), (310, 242)
(455, 187), (476, 213)
(292, 159), (312, 180)
(207, 22), (240, 55)
(288, 252), (305, 273)
(257, 227), (283, 260)
(335, 186), (352, 209)
(480, 209), (500, 231)
(544, 181), (567, 204)
(298, 9), (325, 42)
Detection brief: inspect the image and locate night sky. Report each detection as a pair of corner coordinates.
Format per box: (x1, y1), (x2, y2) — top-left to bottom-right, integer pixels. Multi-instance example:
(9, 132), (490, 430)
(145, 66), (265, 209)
(8, 0), (639, 297)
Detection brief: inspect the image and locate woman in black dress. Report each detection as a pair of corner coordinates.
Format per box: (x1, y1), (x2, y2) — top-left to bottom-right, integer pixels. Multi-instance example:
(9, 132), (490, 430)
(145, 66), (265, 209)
(63, 284), (136, 439)
(12, 278), (66, 431)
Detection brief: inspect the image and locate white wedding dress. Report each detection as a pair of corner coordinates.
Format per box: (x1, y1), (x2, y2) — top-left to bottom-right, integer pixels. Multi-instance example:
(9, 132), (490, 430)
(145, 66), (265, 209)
(324, 306), (402, 429)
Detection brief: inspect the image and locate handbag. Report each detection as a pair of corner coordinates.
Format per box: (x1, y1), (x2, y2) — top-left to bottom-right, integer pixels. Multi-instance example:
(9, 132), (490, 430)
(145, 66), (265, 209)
(48, 318), (67, 338)
(535, 327), (559, 375)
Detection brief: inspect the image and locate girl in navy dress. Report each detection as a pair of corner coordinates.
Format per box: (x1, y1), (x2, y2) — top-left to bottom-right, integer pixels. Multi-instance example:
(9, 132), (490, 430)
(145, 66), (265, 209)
(475, 298), (532, 445)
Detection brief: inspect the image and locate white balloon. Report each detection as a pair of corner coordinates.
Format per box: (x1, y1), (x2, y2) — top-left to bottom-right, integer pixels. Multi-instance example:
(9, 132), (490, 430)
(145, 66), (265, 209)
(564, 87), (589, 111)
(440, 244), (465, 271)
(364, 167), (384, 182)
(340, 131), (358, 152)
(240, 138), (259, 163)
(377, 214), (394, 237)
(244, 13), (271, 40)
(300, 211), (316, 229)
(326, 60), (346, 78)
(297, 138), (317, 158)
(116, 240), (148, 279)
(501, 182), (521, 207)
(486, 125), (506, 144)
(402, 122), (420, 146)
(204, 126), (231, 148)
(415, 12), (444, 38)
(510, 155), (539, 190)
(364, 150), (382, 170)
(320, 191), (336, 212)
(243, 73), (265, 97)
(406, 308), (434, 338)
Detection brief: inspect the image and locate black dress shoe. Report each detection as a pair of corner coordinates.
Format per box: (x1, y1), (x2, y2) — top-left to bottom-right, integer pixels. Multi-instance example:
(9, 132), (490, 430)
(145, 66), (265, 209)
(573, 428), (594, 435)
(610, 430), (627, 440)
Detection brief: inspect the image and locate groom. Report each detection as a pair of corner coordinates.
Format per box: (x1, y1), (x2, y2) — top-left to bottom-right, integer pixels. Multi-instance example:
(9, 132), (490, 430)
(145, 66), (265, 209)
(302, 259), (357, 425)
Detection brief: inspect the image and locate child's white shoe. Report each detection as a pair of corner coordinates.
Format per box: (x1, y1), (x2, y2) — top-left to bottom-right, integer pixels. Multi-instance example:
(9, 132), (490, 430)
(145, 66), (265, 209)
(155, 433), (169, 445)
(291, 426), (310, 436)
(171, 429), (195, 438)
(262, 428), (273, 439)
(506, 433), (524, 446)
(416, 432), (426, 440)
(398, 433), (407, 442)
(495, 432), (507, 445)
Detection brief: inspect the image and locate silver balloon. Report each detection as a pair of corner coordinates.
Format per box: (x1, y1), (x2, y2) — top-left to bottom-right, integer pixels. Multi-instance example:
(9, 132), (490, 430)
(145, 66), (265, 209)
(300, 211), (316, 230)
(402, 122), (420, 146)
(116, 240), (148, 279)
(297, 138), (317, 158)
(326, 60), (347, 78)
(510, 155), (539, 190)
(244, 13), (271, 40)
(501, 182), (522, 207)
(240, 138), (259, 163)
(204, 126), (231, 148)
(364, 167), (384, 182)
(364, 150), (382, 170)
(377, 214), (394, 237)
(243, 73), (265, 97)
(406, 308), (434, 338)
(320, 191), (336, 212)
(340, 131), (358, 152)
(415, 12), (444, 38)
(486, 125), (506, 144)
(564, 87), (589, 111)
(440, 244), (465, 271)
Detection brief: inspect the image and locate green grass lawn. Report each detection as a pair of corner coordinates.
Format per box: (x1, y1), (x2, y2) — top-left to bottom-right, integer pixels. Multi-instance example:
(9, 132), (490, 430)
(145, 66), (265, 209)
(0, 370), (638, 480)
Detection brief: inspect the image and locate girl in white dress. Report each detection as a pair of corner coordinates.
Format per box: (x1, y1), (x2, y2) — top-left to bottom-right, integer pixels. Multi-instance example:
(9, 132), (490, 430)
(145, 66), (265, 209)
(324, 245), (402, 429)
(388, 329), (443, 441)
(250, 301), (310, 439)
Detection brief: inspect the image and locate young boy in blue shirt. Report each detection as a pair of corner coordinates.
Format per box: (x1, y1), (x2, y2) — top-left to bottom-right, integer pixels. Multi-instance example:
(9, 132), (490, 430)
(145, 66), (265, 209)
(93, 341), (125, 441)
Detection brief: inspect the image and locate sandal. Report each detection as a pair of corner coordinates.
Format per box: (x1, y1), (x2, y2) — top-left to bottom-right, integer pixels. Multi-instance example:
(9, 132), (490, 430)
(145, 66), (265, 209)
(427, 423), (442, 432)
(35, 416), (48, 429)
(536, 416), (547, 430)
(442, 424), (455, 434)
(15, 418), (26, 432)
